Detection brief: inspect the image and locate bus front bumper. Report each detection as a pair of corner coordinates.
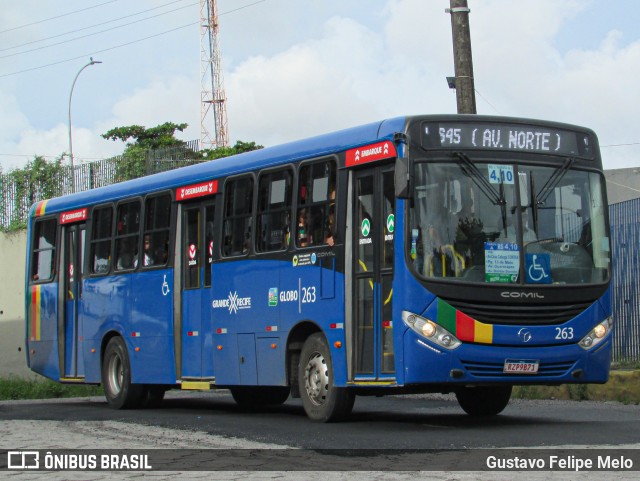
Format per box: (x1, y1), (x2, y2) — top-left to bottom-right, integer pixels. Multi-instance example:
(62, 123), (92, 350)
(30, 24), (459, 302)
(402, 330), (612, 386)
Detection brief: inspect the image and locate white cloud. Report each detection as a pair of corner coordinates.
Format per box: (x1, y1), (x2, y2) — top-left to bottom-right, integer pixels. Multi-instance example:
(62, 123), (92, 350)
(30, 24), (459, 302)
(3, 0), (640, 172)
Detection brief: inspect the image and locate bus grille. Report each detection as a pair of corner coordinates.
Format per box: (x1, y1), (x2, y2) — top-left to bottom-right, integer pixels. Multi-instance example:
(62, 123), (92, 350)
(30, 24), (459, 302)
(442, 298), (593, 325)
(461, 359), (576, 378)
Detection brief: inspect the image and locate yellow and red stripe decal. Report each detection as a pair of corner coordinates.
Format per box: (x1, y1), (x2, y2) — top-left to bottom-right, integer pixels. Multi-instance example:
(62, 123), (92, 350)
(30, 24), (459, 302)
(34, 200), (48, 217)
(436, 298), (493, 344)
(29, 285), (41, 341)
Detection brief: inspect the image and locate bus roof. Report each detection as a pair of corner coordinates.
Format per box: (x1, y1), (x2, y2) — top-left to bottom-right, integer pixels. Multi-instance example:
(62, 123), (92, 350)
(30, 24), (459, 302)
(34, 116), (407, 216)
(32, 113), (598, 216)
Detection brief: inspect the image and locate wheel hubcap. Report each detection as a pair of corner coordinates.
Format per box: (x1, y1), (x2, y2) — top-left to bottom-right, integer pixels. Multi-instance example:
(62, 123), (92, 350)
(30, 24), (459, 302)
(304, 352), (329, 406)
(107, 354), (123, 395)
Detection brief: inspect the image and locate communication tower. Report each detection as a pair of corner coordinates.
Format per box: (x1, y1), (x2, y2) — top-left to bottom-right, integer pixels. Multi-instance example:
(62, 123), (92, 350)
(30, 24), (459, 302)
(200, 0), (229, 149)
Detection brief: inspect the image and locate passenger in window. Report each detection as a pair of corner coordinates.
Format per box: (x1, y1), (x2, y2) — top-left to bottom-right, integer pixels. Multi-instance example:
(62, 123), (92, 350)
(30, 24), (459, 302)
(324, 205), (335, 247)
(297, 208), (309, 246)
(143, 235), (155, 266)
(117, 238), (136, 270)
(155, 238), (169, 264)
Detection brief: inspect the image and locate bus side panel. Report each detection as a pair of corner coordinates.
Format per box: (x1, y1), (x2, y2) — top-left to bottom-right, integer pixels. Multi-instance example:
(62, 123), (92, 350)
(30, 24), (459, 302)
(80, 271), (177, 384)
(211, 257), (347, 387)
(80, 276), (128, 383)
(26, 282), (61, 381)
(392, 200), (439, 387)
(129, 269), (176, 383)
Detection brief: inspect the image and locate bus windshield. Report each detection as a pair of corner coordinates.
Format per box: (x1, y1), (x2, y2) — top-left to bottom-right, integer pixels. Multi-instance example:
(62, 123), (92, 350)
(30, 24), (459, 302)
(408, 159), (610, 286)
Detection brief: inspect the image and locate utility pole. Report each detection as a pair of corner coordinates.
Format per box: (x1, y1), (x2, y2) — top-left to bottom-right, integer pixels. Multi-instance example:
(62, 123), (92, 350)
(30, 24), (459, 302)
(447, 0), (476, 114)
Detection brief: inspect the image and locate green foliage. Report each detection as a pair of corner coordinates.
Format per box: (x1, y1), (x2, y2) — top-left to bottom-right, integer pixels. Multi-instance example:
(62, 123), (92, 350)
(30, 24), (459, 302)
(102, 122), (189, 151)
(103, 122), (193, 182)
(1, 155), (68, 232)
(0, 376), (102, 400)
(201, 140), (264, 160)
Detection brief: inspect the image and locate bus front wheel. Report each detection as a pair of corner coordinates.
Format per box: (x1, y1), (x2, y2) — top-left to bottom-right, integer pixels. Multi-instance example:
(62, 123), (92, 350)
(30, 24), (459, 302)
(101, 336), (144, 409)
(298, 333), (354, 422)
(455, 385), (512, 416)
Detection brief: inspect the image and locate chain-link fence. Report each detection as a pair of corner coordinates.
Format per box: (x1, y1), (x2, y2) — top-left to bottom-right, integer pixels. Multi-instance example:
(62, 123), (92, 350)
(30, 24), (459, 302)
(1, 141), (202, 230)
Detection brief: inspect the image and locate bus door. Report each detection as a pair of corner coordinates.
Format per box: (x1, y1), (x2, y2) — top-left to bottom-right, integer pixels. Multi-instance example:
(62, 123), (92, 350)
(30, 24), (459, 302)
(180, 200), (216, 379)
(352, 165), (396, 380)
(61, 222), (86, 379)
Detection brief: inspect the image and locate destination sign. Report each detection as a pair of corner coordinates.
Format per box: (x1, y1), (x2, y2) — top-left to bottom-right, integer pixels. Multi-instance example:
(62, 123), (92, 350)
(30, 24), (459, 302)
(60, 208), (88, 225)
(177, 179), (218, 201)
(421, 122), (594, 158)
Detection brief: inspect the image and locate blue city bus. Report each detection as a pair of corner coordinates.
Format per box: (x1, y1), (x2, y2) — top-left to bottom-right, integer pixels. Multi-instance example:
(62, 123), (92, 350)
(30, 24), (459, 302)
(25, 115), (612, 421)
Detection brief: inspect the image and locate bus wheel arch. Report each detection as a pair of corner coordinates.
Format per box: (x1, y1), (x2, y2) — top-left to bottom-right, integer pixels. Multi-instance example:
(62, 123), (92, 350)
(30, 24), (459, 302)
(101, 334), (144, 409)
(297, 332), (355, 422)
(286, 321), (321, 398)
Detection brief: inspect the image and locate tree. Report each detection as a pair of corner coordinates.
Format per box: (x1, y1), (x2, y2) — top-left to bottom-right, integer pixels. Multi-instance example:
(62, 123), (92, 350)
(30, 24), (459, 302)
(102, 121), (264, 181)
(102, 122), (191, 181)
(102, 122), (189, 151)
(201, 140), (263, 160)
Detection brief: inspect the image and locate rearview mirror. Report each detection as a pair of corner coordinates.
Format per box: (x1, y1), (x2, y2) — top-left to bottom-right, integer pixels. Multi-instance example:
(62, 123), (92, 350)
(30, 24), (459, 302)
(395, 157), (411, 199)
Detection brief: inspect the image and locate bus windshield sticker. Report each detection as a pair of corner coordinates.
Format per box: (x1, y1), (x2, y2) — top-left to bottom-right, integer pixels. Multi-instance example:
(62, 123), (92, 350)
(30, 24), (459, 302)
(487, 164), (514, 184)
(525, 253), (552, 284)
(484, 242), (519, 283)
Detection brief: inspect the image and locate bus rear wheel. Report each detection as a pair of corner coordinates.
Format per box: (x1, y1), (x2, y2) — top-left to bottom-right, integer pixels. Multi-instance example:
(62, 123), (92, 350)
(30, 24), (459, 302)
(101, 336), (144, 409)
(298, 333), (354, 422)
(455, 385), (512, 416)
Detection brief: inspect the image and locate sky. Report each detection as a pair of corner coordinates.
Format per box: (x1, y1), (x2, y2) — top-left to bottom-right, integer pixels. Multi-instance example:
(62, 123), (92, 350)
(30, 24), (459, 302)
(1, 0), (640, 172)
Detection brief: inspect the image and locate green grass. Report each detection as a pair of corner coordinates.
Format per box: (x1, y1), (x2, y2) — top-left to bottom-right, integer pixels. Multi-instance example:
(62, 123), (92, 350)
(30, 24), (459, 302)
(0, 377), (102, 401)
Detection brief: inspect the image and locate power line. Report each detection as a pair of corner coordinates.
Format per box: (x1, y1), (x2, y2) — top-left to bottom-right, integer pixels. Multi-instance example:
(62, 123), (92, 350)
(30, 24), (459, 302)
(0, 0), (192, 53)
(0, 0), (121, 35)
(0, 0), (268, 79)
(0, 22), (197, 79)
(0, 2), (198, 60)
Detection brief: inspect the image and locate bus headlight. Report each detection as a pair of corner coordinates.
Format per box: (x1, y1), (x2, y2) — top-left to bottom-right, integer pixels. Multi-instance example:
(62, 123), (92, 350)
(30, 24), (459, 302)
(579, 317), (613, 350)
(402, 311), (461, 350)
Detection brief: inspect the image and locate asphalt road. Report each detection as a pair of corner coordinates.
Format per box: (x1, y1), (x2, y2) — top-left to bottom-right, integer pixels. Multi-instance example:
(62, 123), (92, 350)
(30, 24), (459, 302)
(1, 391), (639, 480)
(2, 390), (639, 449)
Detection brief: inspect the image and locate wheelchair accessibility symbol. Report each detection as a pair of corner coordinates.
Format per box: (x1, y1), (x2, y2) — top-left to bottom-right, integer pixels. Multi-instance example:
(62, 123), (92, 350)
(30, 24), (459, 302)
(525, 253), (551, 284)
(162, 275), (170, 296)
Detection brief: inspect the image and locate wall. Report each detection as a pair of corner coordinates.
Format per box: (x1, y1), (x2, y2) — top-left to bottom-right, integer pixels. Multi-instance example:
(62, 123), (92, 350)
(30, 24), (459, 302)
(0, 230), (26, 321)
(0, 230), (35, 378)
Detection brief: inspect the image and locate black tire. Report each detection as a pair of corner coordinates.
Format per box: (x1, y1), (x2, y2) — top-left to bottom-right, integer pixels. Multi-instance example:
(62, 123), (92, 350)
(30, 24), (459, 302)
(142, 386), (167, 408)
(230, 386), (290, 407)
(101, 336), (145, 409)
(298, 333), (354, 422)
(455, 385), (512, 416)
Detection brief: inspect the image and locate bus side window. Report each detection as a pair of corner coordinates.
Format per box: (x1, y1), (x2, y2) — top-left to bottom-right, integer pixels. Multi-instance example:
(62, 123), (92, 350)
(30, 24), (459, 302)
(90, 206), (113, 275)
(114, 201), (140, 271)
(143, 194), (172, 267)
(296, 160), (336, 248)
(31, 218), (57, 282)
(256, 169), (292, 252)
(222, 176), (254, 257)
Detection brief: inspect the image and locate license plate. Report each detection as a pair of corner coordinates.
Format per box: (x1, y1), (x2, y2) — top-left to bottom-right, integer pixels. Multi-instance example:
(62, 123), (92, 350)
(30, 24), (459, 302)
(503, 360), (539, 374)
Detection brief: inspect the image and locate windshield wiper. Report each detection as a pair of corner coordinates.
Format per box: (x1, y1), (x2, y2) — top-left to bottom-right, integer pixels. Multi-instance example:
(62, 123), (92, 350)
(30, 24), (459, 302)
(453, 152), (505, 207)
(536, 157), (576, 206)
(454, 152), (509, 235)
